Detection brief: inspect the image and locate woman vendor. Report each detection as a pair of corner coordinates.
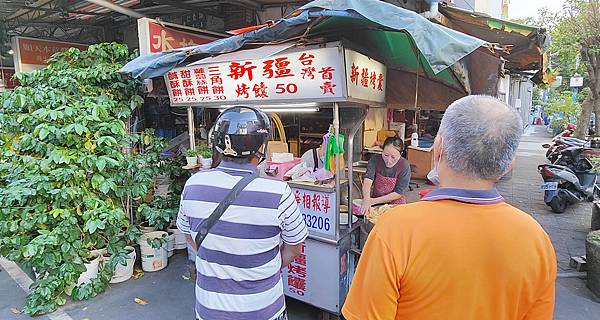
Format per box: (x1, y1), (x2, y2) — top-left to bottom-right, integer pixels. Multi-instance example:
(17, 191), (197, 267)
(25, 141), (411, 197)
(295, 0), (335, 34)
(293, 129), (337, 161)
(361, 137), (410, 214)
(300, 137), (326, 171)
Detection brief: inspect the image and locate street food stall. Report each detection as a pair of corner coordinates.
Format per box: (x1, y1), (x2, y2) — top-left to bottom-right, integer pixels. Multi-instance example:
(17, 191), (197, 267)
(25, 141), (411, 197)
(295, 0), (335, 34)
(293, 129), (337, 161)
(163, 41), (384, 314)
(122, 0), (499, 316)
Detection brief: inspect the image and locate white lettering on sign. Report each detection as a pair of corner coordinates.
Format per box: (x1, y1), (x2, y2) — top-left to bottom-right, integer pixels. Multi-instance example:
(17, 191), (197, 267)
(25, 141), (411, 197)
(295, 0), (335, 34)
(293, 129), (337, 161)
(164, 47), (345, 105)
(344, 49), (386, 104)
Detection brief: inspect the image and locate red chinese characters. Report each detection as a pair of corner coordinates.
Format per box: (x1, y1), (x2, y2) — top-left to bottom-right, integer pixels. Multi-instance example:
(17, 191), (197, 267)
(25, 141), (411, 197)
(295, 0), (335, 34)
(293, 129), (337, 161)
(377, 73), (384, 91)
(295, 190), (331, 214)
(361, 68), (369, 87)
(320, 81), (336, 95)
(235, 83), (250, 98)
(209, 66), (225, 96)
(350, 64), (360, 85)
(253, 82), (268, 98)
(299, 53), (316, 80)
(228, 61), (257, 81)
(370, 72), (377, 89)
(287, 242), (307, 296)
(263, 57), (294, 79)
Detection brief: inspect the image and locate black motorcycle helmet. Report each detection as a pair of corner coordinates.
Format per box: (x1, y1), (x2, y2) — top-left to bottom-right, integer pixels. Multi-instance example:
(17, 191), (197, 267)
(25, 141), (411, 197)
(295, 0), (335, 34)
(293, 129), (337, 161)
(211, 106), (270, 159)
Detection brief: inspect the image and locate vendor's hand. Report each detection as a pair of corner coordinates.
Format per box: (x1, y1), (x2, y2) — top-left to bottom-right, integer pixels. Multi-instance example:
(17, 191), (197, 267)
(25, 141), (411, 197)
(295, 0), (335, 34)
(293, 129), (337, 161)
(361, 198), (373, 216)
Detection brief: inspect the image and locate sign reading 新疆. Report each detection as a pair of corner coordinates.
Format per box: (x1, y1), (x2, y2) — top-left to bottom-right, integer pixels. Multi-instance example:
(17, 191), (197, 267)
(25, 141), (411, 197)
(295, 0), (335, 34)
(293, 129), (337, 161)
(164, 47), (345, 106)
(292, 188), (337, 237)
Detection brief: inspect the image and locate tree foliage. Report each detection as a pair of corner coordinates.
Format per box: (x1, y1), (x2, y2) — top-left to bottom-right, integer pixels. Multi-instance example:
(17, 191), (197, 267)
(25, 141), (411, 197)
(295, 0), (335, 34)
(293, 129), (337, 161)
(0, 43), (161, 315)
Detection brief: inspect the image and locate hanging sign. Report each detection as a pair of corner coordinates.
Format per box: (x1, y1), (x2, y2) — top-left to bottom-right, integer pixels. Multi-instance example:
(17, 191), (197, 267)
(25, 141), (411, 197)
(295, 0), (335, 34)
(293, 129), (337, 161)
(12, 36), (88, 73)
(164, 46), (346, 106)
(570, 76), (584, 88)
(137, 18), (224, 55)
(344, 49), (386, 104)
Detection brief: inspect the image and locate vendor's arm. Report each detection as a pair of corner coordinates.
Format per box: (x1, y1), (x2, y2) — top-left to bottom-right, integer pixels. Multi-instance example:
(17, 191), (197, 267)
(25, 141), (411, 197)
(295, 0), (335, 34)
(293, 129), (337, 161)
(361, 157), (377, 214)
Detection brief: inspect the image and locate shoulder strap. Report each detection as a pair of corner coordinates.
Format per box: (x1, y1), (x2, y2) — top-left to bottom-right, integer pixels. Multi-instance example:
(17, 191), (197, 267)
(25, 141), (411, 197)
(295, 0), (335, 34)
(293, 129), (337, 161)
(194, 173), (257, 248)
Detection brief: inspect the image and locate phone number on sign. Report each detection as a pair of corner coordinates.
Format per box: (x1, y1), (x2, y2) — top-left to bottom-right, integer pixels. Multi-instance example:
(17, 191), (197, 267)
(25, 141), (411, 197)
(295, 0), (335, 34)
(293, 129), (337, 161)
(302, 213), (331, 232)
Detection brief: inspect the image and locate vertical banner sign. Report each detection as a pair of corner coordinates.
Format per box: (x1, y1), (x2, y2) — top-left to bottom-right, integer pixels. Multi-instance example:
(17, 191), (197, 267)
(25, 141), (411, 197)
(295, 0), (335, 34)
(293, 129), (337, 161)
(137, 18), (223, 55)
(164, 46), (346, 105)
(344, 49), (386, 104)
(291, 188), (337, 238)
(0, 68), (19, 89)
(12, 36), (88, 73)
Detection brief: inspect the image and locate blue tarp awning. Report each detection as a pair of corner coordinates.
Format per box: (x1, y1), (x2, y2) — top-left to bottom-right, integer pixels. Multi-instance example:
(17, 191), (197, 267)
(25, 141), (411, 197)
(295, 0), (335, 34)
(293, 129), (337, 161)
(121, 0), (487, 82)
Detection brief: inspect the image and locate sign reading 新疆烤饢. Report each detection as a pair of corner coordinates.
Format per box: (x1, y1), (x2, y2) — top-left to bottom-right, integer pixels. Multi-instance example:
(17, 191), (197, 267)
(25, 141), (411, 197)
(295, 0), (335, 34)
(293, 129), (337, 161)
(164, 46), (346, 106)
(344, 49), (386, 104)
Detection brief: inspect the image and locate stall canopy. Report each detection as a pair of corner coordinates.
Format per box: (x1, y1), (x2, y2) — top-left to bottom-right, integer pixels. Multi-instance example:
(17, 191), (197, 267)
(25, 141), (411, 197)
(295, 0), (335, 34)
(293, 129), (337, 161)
(439, 3), (548, 83)
(123, 0), (495, 110)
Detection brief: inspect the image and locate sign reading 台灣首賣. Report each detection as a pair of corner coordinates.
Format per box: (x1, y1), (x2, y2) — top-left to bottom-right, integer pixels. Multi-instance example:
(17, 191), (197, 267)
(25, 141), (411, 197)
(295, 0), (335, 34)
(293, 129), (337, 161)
(164, 46), (346, 106)
(344, 49), (386, 104)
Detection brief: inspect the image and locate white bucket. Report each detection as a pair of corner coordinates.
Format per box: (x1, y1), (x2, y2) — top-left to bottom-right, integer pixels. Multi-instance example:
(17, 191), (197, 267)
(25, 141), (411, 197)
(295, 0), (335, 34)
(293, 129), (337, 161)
(166, 233), (175, 257)
(76, 254), (101, 286)
(201, 158), (213, 169)
(109, 246), (136, 284)
(167, 227), (187, 250)
(140, 224), (157, 234)
(140, 231), (168, 272)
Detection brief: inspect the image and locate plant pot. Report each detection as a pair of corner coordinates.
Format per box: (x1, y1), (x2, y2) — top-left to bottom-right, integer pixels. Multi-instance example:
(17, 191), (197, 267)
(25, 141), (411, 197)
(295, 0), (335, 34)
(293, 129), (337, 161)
(592, 201), (600, 231)
(166, 233), (175, 258)
(186, 156), (198, 166)
(139, 223), (157, 234)
(76, 254), (102, 286)
(201, 158), (213, 169)
(109, 246), (136, 284)
(586, 233), (600, 298)
(167, 227), (187, 250)
(139, 231), (168, 272)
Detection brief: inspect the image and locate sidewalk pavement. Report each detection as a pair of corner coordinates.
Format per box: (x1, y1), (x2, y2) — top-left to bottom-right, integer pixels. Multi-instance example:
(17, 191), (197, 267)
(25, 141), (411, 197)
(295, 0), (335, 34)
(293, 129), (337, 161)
(497, 125), (600, 319)
(1, 125), (600, 320)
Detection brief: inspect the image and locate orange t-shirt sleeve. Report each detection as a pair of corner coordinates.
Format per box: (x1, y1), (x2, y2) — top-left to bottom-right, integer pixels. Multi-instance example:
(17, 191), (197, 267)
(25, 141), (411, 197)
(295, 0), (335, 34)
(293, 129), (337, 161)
(342, 230), (402, 320)
(523, 236), (557, 320)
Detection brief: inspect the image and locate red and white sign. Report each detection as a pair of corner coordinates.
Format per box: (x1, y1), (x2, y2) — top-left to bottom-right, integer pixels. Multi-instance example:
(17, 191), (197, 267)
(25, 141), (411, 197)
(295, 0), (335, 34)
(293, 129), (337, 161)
(286, 242), (307, 297)
(0, 68), (19, 89)
(344, 49), (386, 104)
(137, 18), (224, 55)
(12, 36), (88, 72)
(164, 47), (346, 106)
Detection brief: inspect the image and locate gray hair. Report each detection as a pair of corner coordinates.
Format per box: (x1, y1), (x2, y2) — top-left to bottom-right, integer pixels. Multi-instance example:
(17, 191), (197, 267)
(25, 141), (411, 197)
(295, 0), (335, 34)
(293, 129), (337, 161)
(438, 95), (523, 180)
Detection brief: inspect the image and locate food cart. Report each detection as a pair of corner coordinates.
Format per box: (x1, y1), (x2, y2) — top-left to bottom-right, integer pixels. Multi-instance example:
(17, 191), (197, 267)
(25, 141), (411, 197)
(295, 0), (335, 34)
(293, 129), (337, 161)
(123, 1), (501, 317)
(162, 41), (386, 316)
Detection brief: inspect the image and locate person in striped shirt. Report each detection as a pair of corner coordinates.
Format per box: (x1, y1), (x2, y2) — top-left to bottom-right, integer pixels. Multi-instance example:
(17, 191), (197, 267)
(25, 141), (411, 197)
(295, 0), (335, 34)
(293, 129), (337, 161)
(177, 106), (308, 320)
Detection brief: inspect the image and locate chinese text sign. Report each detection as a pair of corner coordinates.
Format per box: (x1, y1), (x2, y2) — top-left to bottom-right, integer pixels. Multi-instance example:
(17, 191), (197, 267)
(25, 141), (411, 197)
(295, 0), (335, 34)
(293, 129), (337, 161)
(164, 47), (345, 106)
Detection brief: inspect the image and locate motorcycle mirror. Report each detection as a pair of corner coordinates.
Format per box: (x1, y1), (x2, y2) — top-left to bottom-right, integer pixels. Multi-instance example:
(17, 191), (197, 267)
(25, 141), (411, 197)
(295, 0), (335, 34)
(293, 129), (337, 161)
(542, 144), (551, 148)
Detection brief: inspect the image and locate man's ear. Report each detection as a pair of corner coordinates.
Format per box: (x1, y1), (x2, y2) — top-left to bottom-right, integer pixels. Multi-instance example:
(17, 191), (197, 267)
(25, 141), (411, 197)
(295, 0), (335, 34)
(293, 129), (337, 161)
(503, 159), (516, 176)
(433, 135), (443, 162)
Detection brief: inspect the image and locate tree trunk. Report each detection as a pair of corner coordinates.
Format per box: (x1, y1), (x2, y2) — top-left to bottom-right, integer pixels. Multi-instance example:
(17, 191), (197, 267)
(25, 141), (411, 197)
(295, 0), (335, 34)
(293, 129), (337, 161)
(595, 99), (600, 136)
(576, 95), (593, 138)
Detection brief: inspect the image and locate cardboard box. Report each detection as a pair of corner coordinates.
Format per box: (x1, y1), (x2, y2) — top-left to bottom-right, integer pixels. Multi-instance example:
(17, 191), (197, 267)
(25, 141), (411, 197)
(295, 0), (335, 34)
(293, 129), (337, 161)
(407, 146), (434, 179)
(267, 141), (289, 161)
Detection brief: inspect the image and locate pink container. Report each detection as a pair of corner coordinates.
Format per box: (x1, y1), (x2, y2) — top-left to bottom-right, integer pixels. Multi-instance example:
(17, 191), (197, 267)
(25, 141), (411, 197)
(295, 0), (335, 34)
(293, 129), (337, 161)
(265, 158), (301, 180)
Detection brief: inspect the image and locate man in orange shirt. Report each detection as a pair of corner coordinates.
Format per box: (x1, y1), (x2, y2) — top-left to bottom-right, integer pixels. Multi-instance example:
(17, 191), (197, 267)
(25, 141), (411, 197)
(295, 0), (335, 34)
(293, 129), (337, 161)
(343, 95), (556, 320)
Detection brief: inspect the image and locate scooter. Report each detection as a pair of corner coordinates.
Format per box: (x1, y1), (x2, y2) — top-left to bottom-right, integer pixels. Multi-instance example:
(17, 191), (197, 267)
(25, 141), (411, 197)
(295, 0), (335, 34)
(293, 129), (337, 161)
(543, 136), (589, 164)
(538, 157), (597, 213)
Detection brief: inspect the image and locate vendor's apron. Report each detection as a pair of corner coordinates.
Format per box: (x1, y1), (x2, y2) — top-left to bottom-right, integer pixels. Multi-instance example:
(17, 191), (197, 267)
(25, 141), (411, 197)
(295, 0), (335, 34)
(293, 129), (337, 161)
(372, 158), (406, 204)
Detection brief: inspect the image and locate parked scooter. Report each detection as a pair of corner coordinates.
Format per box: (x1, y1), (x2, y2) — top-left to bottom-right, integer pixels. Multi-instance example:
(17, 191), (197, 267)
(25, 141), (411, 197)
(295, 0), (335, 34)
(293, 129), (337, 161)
(538, 151), (597, 213)
(543, 136), (588, 164)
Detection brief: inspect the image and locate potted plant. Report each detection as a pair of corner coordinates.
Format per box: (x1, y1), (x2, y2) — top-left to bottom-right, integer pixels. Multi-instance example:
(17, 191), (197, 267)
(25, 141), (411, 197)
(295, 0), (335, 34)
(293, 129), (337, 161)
(0, 43), (151, 315)
(198, 145), (213, 168)
(185, 148), (198, 166)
